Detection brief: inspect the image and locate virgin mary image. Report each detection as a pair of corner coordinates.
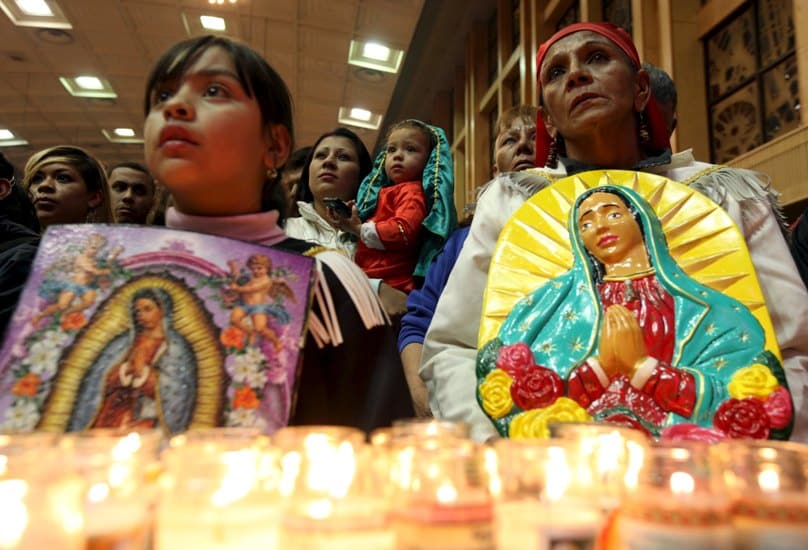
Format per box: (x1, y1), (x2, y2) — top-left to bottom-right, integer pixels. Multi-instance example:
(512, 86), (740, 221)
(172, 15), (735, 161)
(477, 183), (793, 440)
(34, 272), (226, 434)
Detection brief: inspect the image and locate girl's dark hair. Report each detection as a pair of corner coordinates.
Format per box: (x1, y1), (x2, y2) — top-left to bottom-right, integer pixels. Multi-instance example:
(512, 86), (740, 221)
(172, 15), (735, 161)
(576, 187), (646, 284)
(385, 119), (437, 151)
(23, 145), (112, 223)
(144, 35), (294, 220)
(297, 127), (372, 204)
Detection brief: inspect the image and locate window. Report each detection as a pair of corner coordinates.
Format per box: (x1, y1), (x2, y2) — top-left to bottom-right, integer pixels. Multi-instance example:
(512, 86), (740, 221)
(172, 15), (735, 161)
(603, 0), (632, 36)
(488, 12), (498, 84)
(511, 0), (521, 53)
(705, 0), (798, 163)
(555, 3), (579, 32)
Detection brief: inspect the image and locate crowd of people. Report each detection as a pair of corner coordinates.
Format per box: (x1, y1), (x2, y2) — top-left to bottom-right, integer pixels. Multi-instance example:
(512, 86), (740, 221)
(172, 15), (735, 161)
(1, 22), (807, 442)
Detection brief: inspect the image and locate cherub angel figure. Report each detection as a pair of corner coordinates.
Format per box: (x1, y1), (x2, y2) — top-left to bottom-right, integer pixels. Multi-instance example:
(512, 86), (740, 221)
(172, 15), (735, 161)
(227, 254), (295, 350)
(32, 234), (123, 325)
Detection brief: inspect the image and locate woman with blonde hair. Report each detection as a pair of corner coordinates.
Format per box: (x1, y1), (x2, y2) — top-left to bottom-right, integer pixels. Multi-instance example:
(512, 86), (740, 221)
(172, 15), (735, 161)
(24, 145), (113, 227)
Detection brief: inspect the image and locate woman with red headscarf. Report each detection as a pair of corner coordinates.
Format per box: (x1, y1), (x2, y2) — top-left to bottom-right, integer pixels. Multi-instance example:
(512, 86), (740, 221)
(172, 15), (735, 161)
(420, 22), (808, 443)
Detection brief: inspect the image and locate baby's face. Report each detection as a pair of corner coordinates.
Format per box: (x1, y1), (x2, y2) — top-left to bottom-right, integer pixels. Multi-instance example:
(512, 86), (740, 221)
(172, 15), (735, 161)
(249, 263), (268, 276)
(384, 127), (430, 184)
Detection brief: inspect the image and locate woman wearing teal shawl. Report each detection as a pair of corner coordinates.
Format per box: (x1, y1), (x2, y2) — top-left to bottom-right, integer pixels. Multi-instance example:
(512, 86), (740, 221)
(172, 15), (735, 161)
(478, 185), (793, 440)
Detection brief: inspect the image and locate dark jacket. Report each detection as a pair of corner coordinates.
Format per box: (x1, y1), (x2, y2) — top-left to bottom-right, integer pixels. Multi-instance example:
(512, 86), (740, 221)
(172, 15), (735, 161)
(0, 218), (39, 340)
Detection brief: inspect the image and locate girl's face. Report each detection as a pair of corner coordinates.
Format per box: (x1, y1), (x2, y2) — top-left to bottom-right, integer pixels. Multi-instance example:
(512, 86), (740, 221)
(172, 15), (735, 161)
(27, 162), (101, 227)
(384, 127), (430, 184)
(307, 136), (361, 204)
(144, 46), (288, 216)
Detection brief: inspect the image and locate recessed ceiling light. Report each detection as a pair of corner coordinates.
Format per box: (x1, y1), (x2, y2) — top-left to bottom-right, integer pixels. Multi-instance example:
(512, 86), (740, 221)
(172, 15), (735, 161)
(16, 0), (51, 16)
(350, 108), (372, 121)
(363, 43), (390, 62)
(0, 128), (28, 147)
(102, 129), (142, 144)
(338, 107), (382, 130)
(0, 0), (71, 28)
(348, 40), (403, 74)
(200, 15), (225, 31)
(74, 75), (103, 90)
(60, 75), (117, 99)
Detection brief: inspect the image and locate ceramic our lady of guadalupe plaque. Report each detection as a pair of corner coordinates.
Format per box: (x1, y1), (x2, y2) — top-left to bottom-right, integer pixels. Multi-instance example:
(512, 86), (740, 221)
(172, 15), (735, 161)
(476, 171), (793, 441)
(0, 224), (316, 435)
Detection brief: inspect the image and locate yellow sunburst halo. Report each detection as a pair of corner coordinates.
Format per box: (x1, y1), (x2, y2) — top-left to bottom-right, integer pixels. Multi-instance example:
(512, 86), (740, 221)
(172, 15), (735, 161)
(479, 170), (780, 361)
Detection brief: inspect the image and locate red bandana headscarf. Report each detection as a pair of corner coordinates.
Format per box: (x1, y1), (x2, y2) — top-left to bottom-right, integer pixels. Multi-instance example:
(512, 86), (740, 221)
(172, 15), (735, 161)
(534, 22), (671, 166)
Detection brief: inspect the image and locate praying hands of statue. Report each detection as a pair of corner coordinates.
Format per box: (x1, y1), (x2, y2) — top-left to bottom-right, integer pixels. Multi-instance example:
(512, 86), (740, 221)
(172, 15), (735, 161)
(597, 304), (648, 379)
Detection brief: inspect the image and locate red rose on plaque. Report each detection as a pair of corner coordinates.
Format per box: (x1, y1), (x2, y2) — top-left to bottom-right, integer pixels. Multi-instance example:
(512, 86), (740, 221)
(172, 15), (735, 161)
(510, 366), (564, 410)
(496, 343), (535, 377)
(714, 398), (770, 439)
(764, 387), (793, 429)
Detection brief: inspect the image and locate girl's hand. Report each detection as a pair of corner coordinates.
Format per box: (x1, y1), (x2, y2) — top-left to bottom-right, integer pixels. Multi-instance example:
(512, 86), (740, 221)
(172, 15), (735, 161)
(600, 305), (647, 376)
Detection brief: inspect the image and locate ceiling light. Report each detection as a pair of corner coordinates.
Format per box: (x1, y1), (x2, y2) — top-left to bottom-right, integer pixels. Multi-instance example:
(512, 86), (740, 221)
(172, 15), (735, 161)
(0, 0), (71, 28)
(60, 76), (117, 99)
(350, 108), (372, 121)
(102, 129), (143, 144)
(74, 75), (103, 90)
(348, 40), (404, 74)
(16, 0), (51, 16)
(200, 15), (225, 31)
(0, 128), (28, 147)
(338, 107), (382, 130)
(363, 43), (390, 62)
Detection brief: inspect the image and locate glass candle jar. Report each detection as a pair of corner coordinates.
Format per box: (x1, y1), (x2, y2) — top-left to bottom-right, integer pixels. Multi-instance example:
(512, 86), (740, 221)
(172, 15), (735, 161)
(718, 439), (808, 549)
(59, 429), (161, 550)
(549, 421), (649, 511)
(615, 441), (733, 549)
(155, 428), (279, 549)
(0, 433), (85, 549)
(492, 438), (605, 550)
(274, 426), (393, 549)
(390, 437), (494, 550)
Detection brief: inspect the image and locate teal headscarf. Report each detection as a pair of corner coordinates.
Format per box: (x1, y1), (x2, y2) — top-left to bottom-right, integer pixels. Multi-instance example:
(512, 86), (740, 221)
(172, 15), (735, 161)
(355, 121), (456, 277)
(490, 184), (789, 435)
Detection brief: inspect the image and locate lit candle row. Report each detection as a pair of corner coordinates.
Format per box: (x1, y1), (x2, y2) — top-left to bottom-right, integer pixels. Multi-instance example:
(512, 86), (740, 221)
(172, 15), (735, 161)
(1, 421), (807, 549)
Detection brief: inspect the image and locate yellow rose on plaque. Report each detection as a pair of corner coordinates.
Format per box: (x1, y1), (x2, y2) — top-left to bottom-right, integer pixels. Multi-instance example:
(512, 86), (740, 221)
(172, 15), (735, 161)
(480, 369), (514, 419)
(728, 364), (779, 400)
(508, 397), (592, 439)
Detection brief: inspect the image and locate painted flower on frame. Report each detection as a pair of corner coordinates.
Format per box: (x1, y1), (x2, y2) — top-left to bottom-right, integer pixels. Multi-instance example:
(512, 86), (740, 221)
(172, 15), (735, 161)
(220, 326), (247, 349)
(233, 387), (260, 409)
(22, 341), (60, 379)
(480, 369), (514, 419)
(1, 400), (40, 431)
(728, 364), (779, 400)
(12, 373), (40, 398)
(226, 348), (268, 388)
(59, 312), (87, 332)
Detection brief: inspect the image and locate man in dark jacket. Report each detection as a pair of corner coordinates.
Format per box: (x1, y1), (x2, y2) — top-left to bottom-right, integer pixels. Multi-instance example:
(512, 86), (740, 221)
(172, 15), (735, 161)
(0, 152), (40, 340)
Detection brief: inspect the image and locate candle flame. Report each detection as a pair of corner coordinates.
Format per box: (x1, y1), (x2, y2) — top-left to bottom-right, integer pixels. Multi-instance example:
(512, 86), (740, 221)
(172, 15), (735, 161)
(111, 433), (142, 461)
(669, 471), (694, 495)
(88, 482), (110, 503)
(0, 480), (28, 547)
(436, 480), (458, 504)
(210, 450), (257, 507)
(758, 468), (780, 492)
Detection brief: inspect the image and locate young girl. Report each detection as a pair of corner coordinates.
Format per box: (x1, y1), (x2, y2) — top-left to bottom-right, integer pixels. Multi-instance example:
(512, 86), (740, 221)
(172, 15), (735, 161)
(341, 120), (456, 292)
(143, 35), (413, 431)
